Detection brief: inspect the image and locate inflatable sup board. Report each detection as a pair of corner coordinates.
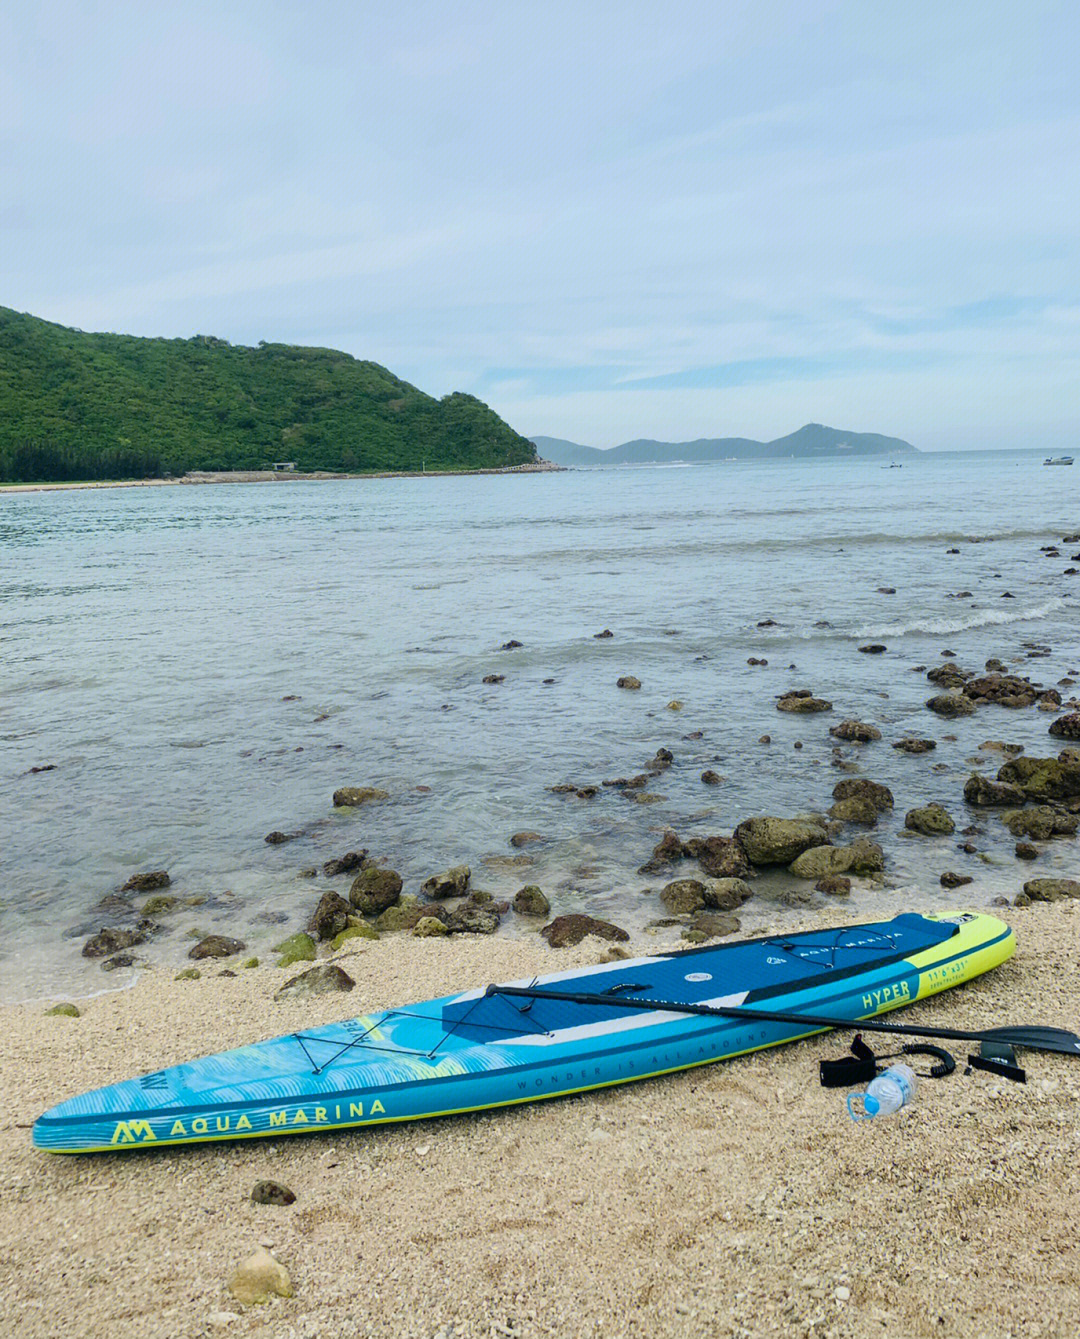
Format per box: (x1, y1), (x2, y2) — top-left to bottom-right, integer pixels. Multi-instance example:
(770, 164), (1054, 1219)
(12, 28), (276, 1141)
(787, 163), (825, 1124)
(34, 910), (1013, 1153)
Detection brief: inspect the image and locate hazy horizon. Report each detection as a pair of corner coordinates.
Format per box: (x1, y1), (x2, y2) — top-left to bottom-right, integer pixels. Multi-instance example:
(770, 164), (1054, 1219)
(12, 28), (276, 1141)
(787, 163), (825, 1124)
(2, 1), (1078, 452)
(527, 431), (1063, 456)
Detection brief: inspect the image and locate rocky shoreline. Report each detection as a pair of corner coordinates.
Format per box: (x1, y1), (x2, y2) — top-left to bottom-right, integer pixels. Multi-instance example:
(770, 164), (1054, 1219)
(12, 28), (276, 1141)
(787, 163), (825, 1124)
(9, 487), (1080, 1010)
(66, 521), (1080, 992)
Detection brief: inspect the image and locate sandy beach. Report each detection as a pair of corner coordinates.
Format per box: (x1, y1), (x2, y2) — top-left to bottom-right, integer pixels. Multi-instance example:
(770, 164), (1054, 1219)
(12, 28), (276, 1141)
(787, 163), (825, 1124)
(0, 462), (562, 494)
(4, 902), (1079, 1339)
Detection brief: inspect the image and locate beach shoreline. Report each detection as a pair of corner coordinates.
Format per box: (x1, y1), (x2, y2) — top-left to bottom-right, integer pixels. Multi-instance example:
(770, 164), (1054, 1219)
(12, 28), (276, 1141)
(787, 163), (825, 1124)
(4, 903), (1079, 1338)
(0, 460), (563, 494)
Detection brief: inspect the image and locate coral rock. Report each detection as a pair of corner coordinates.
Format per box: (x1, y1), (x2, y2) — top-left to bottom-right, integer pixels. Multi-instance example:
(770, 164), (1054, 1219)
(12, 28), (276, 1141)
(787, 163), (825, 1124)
(904, 804), (956, 835)
(120, 870), (171, 893)
(275, 963), (355, 1000)
(832, 779), (894, 812)
(734, 817), (830, 865)
(227, 1247), (294, 1304)
(308, 891), (352, 941)
(540, 915), (629, 948)
(189, 935), (245, 960)
(349, 867), (404, 914)
(703, 877), (754, 910)
(776, 690), (832, 713)
(1022, 878), (1080, 902)
(659, 879), (707, 915)
(829, 720), (882, 743)
(332, 786), (389, 807)
(926, 693), (976, 718)
(512, 886), (550, 917)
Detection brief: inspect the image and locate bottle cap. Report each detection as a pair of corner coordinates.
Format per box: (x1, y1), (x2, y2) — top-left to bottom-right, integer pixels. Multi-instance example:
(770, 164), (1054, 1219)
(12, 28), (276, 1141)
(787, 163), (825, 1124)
(863, 1094), (881, 1117)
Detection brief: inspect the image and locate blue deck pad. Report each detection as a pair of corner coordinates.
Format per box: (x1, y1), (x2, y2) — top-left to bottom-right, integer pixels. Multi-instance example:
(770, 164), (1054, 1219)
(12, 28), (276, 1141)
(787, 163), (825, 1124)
(440, 913), (957, 1043)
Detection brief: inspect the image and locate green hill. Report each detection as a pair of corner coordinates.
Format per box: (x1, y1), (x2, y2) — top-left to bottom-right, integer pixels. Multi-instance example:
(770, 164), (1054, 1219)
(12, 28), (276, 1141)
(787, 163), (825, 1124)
(0, 306), (537, 481)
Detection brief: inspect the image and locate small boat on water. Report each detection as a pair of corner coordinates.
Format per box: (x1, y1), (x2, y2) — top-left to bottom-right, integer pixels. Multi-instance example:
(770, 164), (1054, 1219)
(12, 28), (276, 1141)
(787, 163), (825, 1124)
(1044, 456), (1074, 465)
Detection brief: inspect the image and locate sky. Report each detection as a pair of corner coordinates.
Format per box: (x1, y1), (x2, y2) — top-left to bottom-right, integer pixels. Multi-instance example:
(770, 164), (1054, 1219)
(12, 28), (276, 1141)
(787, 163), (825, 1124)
(2, 1), (1078, 451)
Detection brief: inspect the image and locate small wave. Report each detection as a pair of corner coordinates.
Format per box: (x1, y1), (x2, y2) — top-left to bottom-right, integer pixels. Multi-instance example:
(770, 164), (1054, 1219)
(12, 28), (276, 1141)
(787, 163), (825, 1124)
(851, 598), (1067, 639)
(486, 524), (1067, 568)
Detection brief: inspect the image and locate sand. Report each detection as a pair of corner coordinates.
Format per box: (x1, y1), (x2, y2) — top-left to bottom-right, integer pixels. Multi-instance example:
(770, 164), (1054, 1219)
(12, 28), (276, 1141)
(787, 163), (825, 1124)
(0, 463), (562, 494)
(3, 904), (1080, 1339)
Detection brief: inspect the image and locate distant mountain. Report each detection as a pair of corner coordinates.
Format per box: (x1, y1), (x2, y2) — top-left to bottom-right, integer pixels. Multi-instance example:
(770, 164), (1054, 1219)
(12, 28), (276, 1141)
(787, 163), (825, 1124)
(0, 306), (537, 482)
(528, 436), (608, 466)
(765, 424), (918, 457)
(604, 435), (764, 463)
(531, 423), (917, 466)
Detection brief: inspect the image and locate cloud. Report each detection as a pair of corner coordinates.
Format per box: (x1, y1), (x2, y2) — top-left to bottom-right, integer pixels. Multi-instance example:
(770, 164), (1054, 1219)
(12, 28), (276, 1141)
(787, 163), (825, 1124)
(1, 1), (1078, 446)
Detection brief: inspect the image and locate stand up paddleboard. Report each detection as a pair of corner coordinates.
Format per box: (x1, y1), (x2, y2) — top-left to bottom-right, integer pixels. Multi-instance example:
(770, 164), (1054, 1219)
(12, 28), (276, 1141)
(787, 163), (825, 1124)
(34, 911), (1014, 1153)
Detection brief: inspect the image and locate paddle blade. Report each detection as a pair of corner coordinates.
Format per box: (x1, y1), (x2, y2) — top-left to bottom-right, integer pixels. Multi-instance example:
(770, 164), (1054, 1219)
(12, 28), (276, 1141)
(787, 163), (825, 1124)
(981, 1026), (1080, 1056)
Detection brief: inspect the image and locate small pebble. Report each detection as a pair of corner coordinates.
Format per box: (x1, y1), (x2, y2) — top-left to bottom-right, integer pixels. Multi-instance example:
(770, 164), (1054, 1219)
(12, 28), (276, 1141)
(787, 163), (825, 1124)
(251, 1180), (296, 1206)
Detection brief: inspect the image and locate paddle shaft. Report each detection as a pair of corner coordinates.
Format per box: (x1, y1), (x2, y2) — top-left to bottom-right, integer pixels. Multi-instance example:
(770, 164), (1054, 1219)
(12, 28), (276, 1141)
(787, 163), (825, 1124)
(485, 984), (1080, 1055)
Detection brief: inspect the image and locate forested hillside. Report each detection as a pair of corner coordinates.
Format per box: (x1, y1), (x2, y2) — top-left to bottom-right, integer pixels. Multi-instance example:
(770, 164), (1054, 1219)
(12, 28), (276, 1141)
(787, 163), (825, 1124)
(0, 307), (536, 481)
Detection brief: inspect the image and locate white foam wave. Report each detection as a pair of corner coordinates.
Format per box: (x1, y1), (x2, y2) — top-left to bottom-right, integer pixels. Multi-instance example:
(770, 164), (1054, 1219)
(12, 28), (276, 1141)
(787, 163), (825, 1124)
(851, 597), (1067, 639)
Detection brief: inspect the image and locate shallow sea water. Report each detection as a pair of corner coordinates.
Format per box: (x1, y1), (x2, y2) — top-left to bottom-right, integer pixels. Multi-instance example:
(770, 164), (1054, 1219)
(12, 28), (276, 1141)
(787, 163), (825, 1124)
(1, 451), (1077, 1002)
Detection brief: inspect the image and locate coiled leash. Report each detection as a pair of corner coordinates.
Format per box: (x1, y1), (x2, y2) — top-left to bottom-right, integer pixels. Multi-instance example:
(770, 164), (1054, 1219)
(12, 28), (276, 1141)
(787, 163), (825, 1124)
(819, 1033), (956, 1088)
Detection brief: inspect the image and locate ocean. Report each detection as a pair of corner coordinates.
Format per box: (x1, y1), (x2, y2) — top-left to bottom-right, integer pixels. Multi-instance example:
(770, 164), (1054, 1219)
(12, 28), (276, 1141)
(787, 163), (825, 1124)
(1, 450), (1077, 1003)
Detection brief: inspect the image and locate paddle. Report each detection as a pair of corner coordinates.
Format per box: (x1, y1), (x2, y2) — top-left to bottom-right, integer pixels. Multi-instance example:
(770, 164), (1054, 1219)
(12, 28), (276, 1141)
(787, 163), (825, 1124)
(483, 983), (1080, 1056)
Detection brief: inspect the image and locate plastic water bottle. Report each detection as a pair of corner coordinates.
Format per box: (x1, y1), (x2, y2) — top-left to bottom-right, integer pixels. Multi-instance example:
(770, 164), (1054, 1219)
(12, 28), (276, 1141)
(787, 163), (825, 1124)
(846, 1064), (919, 1121)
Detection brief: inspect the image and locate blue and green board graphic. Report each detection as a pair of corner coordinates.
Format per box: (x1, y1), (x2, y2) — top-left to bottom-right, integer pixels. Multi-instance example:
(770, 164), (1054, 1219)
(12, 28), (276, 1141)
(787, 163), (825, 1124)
(33, 911), (1014, 1153)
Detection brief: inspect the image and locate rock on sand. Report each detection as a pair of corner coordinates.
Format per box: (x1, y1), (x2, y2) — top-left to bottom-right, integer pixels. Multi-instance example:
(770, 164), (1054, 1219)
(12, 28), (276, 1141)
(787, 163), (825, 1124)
(228, 1247), (293, 1304)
